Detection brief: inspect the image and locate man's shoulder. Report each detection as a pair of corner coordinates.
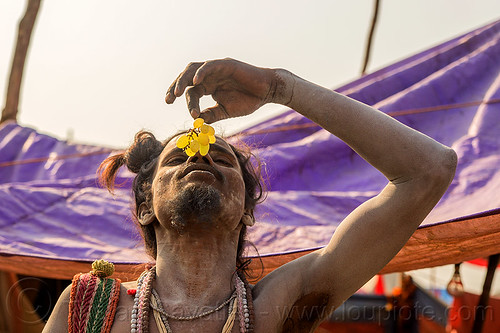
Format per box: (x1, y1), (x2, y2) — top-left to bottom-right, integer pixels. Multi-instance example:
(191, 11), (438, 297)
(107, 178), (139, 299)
(109, 280), (136, 332)
(117, 280), (136, 307)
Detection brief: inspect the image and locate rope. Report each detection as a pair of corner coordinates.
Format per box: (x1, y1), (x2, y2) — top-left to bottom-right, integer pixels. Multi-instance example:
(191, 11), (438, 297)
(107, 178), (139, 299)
(70, 273), (99, 333)
(90, 278), (114, 332)
(0, 149), (115, 168)
(68, 273), (82, 333)
(75, 274), (97, 332)
(151, 290), (170, 333)
(221, 298), (238, 333)
(230, 98), (500, 137)
(69, 272), (121, 333)
(101, 280), (121, 333)
(2, 98), (498, 168)
(85, 278), (106, 332)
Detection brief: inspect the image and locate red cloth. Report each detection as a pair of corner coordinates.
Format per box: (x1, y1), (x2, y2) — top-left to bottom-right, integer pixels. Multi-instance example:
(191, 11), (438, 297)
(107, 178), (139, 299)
(468, 258), (500, 268)
(447, 292), (500, 333)
(374, 275), (385, 295)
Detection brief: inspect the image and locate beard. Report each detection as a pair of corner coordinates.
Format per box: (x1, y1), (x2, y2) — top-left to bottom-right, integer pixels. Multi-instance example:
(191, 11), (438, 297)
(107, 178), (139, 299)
(169, 184), (222, 232)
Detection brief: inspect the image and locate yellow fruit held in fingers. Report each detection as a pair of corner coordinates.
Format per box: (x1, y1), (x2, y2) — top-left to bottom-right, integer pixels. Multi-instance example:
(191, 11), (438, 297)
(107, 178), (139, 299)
(200, 144), (209, 156)
(207, 126), (215, 136)
(178, 118), (216, 157)
(190, 139), (200, 152)
(176, 135), (189, 149)
(189, 131), (198, 140)
(201, 124), (210, 134)
(193, 118), (204, 128)
(198, 133), (209, 145)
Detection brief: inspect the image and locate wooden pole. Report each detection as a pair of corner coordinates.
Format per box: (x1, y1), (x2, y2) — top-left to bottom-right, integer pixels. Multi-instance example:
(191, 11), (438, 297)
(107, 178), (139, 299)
(471, 253), (500, 333)
(6, 272), (23, 332)
(361, 0), (381, 75)
(1, 0), (42, 124)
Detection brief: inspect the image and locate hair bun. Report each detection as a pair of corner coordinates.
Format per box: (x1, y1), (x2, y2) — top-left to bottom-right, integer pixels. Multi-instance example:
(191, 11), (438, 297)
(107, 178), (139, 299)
(125, 131), (163, 174)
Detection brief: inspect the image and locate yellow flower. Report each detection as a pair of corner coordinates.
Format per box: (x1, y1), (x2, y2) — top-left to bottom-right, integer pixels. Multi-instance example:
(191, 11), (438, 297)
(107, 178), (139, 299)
(177, 118), (216, 157)
(176, 135), (189, 149)
(198, 133), (209, 145)
(193, 118), (204, 129)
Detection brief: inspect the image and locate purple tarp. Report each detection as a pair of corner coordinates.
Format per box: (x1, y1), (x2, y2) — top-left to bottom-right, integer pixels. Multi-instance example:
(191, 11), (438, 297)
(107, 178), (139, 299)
(1, 20), (500, 277)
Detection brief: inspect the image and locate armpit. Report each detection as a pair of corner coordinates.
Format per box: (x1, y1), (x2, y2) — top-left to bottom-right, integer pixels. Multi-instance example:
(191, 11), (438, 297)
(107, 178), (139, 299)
(281, 292), (330, 333)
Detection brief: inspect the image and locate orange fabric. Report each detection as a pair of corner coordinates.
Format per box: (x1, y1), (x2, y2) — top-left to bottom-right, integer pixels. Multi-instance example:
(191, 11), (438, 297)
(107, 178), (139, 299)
(468, 258), (500, 268)
(315, 321), (385, 333)
(0, 211), (499, 281)
(246, 212), (500, 282)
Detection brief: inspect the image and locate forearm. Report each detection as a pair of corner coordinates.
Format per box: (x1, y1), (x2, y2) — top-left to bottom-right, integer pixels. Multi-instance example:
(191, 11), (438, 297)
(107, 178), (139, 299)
(271, 69), (455, 182)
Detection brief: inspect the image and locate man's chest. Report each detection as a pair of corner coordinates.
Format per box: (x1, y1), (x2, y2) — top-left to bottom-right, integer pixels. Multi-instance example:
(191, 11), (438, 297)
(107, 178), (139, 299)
(109, 298), (241, 333)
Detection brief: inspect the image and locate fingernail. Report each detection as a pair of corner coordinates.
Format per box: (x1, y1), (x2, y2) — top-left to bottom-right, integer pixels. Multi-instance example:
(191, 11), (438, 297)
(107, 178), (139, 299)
(190, 109), (199, 118)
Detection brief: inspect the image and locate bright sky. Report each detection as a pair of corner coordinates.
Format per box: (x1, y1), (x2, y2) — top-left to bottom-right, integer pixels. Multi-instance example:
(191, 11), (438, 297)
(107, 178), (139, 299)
(1, 1), (499, 148)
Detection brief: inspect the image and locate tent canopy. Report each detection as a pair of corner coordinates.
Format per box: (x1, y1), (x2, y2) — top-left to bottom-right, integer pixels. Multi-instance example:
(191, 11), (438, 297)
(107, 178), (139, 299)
(1, 20), (499, 280)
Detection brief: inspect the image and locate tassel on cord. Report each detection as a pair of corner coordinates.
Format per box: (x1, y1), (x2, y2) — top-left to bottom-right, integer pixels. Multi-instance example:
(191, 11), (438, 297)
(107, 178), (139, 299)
(91, 259), (115, 278)
(222, 298), (238, 333)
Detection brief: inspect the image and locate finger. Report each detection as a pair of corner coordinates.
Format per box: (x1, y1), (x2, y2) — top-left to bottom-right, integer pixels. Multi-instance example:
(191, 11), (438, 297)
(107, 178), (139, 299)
(185, 85), (205, 119)
(165, 75), (180, 104)
(192, 62), (211, 85)
(199, 104), (230, 124)
(174, 62), (203, 97)
(193, 59), (227, 86)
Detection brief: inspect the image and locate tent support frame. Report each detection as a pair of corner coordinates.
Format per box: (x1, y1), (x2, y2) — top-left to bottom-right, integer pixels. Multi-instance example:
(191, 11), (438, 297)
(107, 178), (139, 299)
(471, 253), (499, 333)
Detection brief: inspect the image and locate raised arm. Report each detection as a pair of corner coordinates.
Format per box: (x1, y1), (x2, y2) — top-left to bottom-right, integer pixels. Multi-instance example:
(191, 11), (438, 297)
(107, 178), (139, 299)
(265, 67), (457, 302)
(166, 58), (457, 328)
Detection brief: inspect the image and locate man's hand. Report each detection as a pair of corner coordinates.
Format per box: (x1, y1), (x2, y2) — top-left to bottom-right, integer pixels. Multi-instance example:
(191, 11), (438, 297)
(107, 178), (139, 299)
(165, 58), (283, 123)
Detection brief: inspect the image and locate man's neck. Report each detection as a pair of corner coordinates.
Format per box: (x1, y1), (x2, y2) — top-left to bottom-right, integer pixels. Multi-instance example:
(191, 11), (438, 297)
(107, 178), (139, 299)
(153, 224), (241, 308)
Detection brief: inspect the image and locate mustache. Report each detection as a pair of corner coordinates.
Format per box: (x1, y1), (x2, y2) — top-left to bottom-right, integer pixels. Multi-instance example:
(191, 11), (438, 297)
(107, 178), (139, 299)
(178, 163), (224, 181)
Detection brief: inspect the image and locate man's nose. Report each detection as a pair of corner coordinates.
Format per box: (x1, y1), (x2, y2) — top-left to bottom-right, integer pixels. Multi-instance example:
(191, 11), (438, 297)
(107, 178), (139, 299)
(187, 152), (214, 165)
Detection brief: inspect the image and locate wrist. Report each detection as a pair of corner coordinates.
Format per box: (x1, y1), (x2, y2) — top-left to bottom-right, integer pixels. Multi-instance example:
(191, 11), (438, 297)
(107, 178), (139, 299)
(265, 68), (295, 106)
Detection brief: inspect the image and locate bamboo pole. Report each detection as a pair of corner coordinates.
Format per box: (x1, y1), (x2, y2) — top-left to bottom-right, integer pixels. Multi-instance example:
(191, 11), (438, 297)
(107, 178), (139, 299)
(6, 272), (23, 332)
(471, 253), (500, 333)
(360, 0), (381, 75)
(1, 0), (42, 124)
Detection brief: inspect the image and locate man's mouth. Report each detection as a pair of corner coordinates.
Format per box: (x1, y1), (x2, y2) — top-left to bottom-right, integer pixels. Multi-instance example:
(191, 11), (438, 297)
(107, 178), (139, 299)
(179, 164), (222, 181)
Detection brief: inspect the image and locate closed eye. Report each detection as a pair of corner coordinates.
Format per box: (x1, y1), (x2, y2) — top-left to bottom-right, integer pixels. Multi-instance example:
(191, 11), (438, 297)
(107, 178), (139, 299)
(214, 158), (233, 167)
(164, 156), (187, 166)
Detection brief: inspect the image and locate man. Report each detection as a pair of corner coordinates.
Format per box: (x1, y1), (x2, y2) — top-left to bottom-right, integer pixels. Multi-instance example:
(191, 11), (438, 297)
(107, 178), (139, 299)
(44, 58), (456, 332)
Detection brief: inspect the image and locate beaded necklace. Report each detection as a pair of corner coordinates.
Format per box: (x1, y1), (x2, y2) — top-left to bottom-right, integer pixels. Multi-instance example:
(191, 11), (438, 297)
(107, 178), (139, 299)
(130, 266), (254, 333)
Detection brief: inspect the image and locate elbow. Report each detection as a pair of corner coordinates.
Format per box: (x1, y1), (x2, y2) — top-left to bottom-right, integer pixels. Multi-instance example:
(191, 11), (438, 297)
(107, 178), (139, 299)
(425, 147), (457, 192)
(439, 147), (457, 184)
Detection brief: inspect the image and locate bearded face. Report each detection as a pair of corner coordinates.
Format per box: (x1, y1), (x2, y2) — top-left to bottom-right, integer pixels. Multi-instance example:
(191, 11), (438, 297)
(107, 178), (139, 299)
(149, 136), (247, 235)
(167, 183), (222, 232)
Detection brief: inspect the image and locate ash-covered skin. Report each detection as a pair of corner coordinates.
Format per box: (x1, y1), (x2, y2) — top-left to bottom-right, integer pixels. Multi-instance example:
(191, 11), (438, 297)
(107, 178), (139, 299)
(151, 137), (247, 236)
(168, 183), (222, 232)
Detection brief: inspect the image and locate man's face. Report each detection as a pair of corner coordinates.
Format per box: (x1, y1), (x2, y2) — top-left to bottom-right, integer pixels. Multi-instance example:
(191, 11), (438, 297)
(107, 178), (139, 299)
(150, 135), (246, 232)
